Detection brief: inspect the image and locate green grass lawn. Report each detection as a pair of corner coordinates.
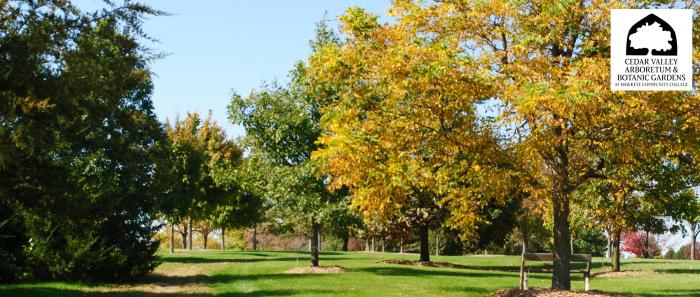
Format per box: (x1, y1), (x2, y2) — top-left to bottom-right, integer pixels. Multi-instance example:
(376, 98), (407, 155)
(1, 250), (698, 296)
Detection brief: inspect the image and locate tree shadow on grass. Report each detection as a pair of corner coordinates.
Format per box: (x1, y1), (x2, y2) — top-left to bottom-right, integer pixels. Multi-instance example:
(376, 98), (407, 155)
(655, 268), (700, 274)
(632, 289), (700, 297)
(618, 260), (680, 266)
(161, 255), (362, 264)
(0, 269), (335, 297)
(160, 257), (298, 264)
(376, 259), (568, 277)
(440, 285), (497, 295)
(270, 250), (345, 256)
(0, 287), (334, 297)
(356, 266), (550, 280)
(0, 287), (80, 297)
(223, 252), (271, 257)
(130, 271), (328, 288)
(0, 267), (336, 297)
(590, 262), (700, 274)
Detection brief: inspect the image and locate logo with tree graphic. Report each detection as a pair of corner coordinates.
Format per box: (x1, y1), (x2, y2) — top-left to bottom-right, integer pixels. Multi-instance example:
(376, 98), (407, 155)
(626, 14), (677, 56)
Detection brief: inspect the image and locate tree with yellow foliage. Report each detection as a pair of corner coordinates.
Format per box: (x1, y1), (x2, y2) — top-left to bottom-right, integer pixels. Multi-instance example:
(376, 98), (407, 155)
(309, 7), (507, 262)
(312, 0), (700, 289)
(385, 0), (700, 289)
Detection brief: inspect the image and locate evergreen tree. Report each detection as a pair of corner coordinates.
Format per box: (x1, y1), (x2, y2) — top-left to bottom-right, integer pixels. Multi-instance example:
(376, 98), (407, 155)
(0, 0), (167, 281)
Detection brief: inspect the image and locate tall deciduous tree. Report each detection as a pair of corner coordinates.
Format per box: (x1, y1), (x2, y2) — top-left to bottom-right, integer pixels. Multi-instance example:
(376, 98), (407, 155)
(308, 6), (507, 263)
(164, 112), (250, 251)
(379, 0), (700, 289)
(210, 155), (265, 250)
(228, 19), (350, 267)
(679, 189), (700, 260)
(312, 0), (700, 289)
(579, 144), (699, 270)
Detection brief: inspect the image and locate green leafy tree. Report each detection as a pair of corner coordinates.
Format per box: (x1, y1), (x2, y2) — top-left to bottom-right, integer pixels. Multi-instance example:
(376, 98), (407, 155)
(678, 189), (700, 260)
(0, 0), (168, 281)
(229, 84), (321, 265)
(210, 156), (265, 250)
(324, 196), (363, 252)
(228, 20), (350, 266)
(164, 112), (255, 251)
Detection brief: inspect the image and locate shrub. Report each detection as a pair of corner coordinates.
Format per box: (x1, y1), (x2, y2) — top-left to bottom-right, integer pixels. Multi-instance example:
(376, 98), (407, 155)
(621, 231), (661, 258)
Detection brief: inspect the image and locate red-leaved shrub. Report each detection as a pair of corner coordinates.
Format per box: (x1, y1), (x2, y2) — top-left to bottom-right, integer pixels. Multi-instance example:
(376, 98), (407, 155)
(621, 231), (661, 258)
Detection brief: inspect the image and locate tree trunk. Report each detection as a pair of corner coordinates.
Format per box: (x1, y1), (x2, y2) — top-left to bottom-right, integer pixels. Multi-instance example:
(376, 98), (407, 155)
(612, 230), (621, 272)
(179, 223), (188, 250)
(419, 224), (430, 262)
(606, 232), (611, 258)
(341, 235), (349, 251)
(203, 233), (208, 249)
(570, 236), (574, 254)
(519, 218), (529, 290)
(435, 232), (440, 256)
(169, 222), (175, 254)
(551, 188), (571, 290)
(371, 237), (375, 252)
(643, 230), (650, 258)
(252, 226), (258, 251)
(188, 217), (193, 250)
(381, 240), (385, 253)
(400, 244), (404, 254)
(365, 237), (370, 251)
(692, 237), (696, 261)
(221, 227), (225, 251)
(691, 223), (697, 260)
(310, 221), (320, 267)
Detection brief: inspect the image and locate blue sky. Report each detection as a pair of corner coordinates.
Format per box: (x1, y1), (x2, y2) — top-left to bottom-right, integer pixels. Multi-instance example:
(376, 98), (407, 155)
(68, 1), (694, 253)
(74, 0), (390, 139)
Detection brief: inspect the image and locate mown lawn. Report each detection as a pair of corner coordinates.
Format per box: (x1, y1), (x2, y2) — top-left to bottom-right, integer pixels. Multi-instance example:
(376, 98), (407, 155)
(0, 250), (698, 296)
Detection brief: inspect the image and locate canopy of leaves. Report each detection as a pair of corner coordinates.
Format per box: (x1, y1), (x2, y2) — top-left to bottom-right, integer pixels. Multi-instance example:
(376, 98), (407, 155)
(227, 20), (354, 235)
(0, 0), (168, 282)
(164, 112), (260, 229)
(309, 6), (509, 239)
(311, 1), (700, 288)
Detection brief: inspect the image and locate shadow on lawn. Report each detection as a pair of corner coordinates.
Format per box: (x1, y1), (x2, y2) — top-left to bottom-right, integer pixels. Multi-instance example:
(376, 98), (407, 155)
(161, 255), (358, 264)
(655, 268), (700, 274)
(440, 285), (496, 295)
(0, 265), (338, 297)
(266, 250), (346, 256)
(356, 265), (549, 280)
(377, 259), (576, 275)
(633, 289), (700, 297)
(161, 256), (301, 264)
(132, 271), (327, 287)
(0, 287), (334, 297)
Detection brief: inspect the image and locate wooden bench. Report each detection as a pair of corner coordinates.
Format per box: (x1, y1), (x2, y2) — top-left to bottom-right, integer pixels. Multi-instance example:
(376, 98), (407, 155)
(519, 252), (592, 291)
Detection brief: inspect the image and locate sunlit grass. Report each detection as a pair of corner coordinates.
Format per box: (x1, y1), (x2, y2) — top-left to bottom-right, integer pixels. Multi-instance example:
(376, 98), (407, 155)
(0, 250), (698, 296)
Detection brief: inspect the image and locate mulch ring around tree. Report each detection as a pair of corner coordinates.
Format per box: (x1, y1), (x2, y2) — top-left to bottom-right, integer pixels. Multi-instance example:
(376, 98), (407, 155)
(491, 288), (629, 297)
(378, 259), (520, 271)
(284, 266), (350, 274)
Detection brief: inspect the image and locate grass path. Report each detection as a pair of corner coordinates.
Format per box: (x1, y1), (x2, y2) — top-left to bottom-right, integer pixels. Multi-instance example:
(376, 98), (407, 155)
(0, 251), (698, 296)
